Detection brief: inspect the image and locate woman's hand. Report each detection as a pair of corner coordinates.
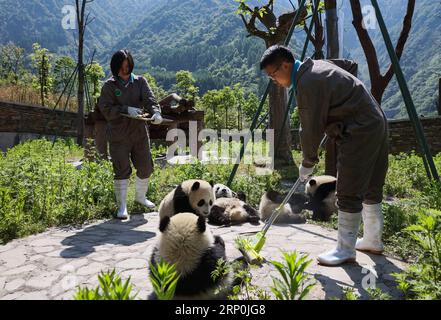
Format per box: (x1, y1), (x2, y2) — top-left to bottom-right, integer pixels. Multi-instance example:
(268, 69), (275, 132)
(127, 107), (143, 117)
(151, 112), (164, 125)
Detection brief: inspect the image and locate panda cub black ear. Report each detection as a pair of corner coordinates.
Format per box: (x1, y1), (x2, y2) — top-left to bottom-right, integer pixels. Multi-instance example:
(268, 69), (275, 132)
(192, 181), (201, 191)
(209, 180), (214, 187)
(237, 191), (246, 202)
(159, 216), (171, 233)
(197, 215), (206, 233)
(309, 179), (317, 186)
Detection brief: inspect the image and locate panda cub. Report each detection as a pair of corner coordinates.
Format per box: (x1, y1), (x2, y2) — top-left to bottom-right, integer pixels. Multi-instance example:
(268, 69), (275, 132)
(304, 175), (337, 221)
(209, 184), (260, 226)
(159, 180), (215, 220)
(150, 213), (237, 300)
(259, 190), (308, 224)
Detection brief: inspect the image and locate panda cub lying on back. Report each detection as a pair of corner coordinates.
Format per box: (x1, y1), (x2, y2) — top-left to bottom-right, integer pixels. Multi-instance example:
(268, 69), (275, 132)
(208, 184), (260, 226)
(149, 213), (238, 300)
(158, 180), (215, 220)
(259, 191), (308, 224)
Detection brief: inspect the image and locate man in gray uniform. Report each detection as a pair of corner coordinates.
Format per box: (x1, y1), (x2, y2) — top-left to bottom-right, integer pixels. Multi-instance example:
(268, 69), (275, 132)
(98, 50), (163, 220)
(260, 45), (388, 266)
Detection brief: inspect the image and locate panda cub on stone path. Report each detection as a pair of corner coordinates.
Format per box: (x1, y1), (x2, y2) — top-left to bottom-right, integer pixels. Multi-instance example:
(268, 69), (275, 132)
(149, 213), (240, 300)
(259, 190), (308, 224)
(208, 184), (260, 226)
(304, 175), (337, 221)
(258, 175), (338, 223)
(158, 180), (215, 220)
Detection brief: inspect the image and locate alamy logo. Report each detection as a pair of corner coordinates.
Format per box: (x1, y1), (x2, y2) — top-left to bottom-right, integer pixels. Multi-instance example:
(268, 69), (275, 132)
(166, 121), (275, 170)
(362, 5), (377, 30)
(62, 5), (76, 30)
(60, 264), (77, 290)
(361, 267), (378, 290)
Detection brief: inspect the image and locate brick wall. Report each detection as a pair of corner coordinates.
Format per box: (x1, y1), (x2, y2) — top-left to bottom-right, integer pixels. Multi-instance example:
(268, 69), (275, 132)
(0, 100), (78, 136)
(0, 100), (205, 152)
(291, 116), (441, 155)
(388, 116), (441, 155)
(0, 100), (78, 151)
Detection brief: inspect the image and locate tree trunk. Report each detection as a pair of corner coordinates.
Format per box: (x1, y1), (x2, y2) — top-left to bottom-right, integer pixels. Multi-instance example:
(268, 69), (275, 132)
(40, 55), (45, 107)
(269, 83), (293, 167)
(350, 0), (415, 105)
(76, 1), (85, 147)
(77, 47), (85, 146)
(324, 0), (340, 177)
(325, 0), (340, 59)
(438, 78), (441, 116)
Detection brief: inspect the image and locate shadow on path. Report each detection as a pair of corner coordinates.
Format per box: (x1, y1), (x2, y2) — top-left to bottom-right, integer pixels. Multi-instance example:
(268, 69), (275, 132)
(315, 253), (405, 300)
(60, 215), (156, 259)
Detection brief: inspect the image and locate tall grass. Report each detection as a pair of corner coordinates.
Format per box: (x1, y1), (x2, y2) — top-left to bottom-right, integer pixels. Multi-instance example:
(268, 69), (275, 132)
(0, 139), (115, 244)
(0, 83), (77, 111)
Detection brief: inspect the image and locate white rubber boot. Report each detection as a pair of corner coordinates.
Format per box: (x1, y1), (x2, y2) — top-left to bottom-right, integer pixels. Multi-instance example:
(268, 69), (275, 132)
(135, 176), (155, 209)
(114, 179), (129, 220)
(318, 210), (361, 266)
(356, 203), (384, 254)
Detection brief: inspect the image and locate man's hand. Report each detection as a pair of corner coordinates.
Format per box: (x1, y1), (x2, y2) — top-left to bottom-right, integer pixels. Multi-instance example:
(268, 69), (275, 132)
(299, 165), (314, 182)
(151, 112), (164, 125)
(127, 107), (143, 117)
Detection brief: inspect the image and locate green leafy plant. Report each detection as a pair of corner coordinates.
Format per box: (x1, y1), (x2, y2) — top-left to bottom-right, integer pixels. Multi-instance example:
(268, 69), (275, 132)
(149, 259), (180, 300)
(393, 209), (441, 299)
(269, 251), (315, 300)
(0, 139), (115, 244)
(74, 269), (138, 300)
(366, 287), (391, 300)
(340, 287), (360, 300)
(212, 256), (271, 300)
(211, 258), (230, 283)
(230, 267), (271, 301)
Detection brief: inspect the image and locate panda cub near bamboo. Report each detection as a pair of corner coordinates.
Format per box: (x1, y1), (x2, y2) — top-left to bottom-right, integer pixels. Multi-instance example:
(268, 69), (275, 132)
(158, 180), (215, 220)
(208, 184), (260, 226)
(304, 175), (337, 221)
(149, 213), (237, 300)
(259, 191), (308, 224)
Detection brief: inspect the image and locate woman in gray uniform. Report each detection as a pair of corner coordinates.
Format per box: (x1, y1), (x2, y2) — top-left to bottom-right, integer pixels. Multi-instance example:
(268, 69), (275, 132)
(98, 50), (163, 220)
(260, 45), (388, 266)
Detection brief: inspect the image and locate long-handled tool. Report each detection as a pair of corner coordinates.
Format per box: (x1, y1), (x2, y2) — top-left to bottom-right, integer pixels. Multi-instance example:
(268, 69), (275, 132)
(238, 135), (329, 265)
(237, 178), (304, 265)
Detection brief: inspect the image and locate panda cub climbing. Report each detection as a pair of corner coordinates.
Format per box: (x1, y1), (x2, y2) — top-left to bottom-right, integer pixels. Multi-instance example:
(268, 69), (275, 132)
(158, 180), (215, 220)
(259, 190), (308, 224)
(150, 213), (238, 300)
(304, 175), (337, 221)
(208, 184), (260, 226)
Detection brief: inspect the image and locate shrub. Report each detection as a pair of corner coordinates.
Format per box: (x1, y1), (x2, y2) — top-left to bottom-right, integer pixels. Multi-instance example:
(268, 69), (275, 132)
(393, 209), (441, 299)
(385, 152), (430, 198)
(74, 269), (138, 300)
(0, 139), (115, 244)
(149, 259), (180, 300)
(269, 251), (315, 300)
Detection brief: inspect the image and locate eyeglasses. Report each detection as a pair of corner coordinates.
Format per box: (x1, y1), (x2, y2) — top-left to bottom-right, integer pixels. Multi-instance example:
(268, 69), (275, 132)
(267, 63), (283, 80)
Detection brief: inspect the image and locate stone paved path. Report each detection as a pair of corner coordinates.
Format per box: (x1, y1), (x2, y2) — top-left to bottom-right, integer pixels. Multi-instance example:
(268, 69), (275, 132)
(0, 213), (407, 300)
